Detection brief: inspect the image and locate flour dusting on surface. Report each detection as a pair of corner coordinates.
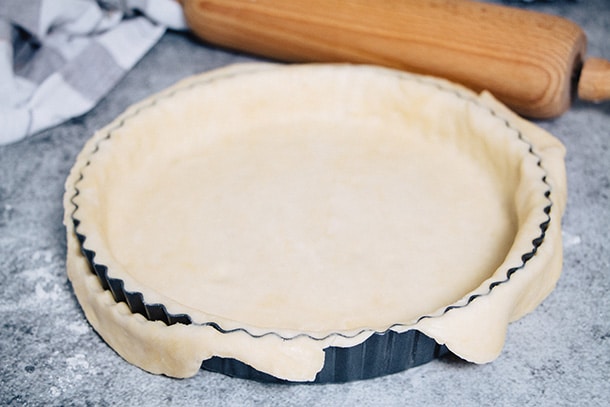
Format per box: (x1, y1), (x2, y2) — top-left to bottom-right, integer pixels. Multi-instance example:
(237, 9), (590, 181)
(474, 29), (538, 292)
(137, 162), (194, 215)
(66, 321), (91, 336)
(562, 231), (582, 248)
(66, 354), (90, 370)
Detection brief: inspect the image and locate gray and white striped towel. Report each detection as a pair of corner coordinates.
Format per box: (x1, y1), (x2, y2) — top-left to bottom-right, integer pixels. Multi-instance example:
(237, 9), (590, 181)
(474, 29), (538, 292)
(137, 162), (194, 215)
(0, 0), (187, 145)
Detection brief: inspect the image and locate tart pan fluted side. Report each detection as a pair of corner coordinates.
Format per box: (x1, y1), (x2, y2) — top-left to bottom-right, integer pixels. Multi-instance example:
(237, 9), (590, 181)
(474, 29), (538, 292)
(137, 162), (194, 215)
(202, 330), (449, 383)
(64, 63), (567, 382)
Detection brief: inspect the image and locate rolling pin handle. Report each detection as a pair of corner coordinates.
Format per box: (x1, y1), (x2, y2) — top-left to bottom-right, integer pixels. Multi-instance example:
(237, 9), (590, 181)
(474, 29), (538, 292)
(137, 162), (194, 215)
(577, 57), (610, 103)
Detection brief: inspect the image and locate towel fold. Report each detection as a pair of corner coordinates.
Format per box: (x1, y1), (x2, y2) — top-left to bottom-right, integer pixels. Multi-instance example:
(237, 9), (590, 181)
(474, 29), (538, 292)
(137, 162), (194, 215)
(0, 0), (187, 145)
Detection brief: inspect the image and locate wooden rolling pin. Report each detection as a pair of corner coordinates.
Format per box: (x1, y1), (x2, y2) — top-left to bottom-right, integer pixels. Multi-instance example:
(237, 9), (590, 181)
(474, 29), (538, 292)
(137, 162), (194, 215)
(179, 0), (610, 118)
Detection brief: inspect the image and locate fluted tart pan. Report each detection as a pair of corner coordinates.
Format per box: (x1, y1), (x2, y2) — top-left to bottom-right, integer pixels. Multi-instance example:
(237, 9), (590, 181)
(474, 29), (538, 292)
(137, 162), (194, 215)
(64, 63), (566, 382)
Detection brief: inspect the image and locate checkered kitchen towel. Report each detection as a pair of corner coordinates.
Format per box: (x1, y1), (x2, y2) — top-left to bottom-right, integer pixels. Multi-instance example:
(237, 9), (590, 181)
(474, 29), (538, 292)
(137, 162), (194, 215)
(0, 0), (187, 145)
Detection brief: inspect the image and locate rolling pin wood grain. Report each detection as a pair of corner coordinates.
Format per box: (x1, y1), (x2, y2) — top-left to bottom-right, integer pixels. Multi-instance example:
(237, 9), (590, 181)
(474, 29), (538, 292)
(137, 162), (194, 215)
(180, 0), (610, 118)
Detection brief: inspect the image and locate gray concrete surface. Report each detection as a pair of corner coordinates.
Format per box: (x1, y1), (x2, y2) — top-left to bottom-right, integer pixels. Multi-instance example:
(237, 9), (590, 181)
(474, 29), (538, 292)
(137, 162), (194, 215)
(1, 1), (608, 405)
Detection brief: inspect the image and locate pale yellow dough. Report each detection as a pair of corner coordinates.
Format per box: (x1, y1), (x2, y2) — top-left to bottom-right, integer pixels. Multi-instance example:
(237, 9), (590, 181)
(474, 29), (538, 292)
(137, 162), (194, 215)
(64, 63), (566, 381)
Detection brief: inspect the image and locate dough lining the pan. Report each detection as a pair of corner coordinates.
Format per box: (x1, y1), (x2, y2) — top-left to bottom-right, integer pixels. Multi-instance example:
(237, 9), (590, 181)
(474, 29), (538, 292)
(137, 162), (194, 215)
(65, 63), (566, 381)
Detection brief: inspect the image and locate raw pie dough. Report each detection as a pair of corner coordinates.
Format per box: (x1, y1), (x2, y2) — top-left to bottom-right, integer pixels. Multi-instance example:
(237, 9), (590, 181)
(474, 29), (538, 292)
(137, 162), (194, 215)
(64, 63), (566, 381)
